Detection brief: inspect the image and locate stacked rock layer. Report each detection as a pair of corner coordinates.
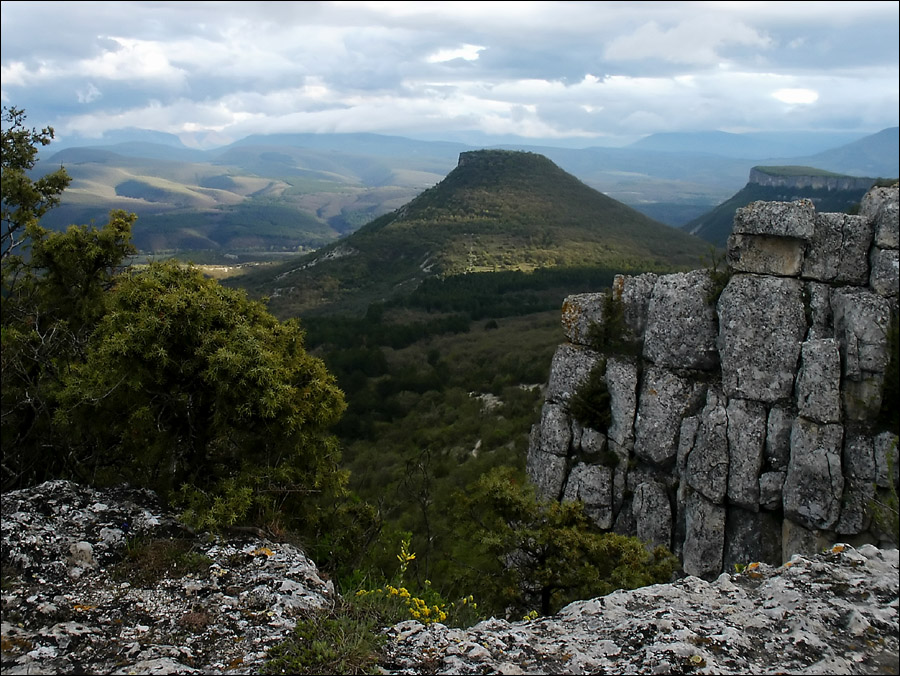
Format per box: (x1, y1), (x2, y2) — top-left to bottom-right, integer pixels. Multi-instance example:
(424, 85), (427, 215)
(527, 185), (899, 578)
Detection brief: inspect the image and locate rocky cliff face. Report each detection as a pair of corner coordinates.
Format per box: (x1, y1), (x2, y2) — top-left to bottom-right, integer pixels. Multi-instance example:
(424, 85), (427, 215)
(527, 185), (899, 579)
(749, 167), (875, 192)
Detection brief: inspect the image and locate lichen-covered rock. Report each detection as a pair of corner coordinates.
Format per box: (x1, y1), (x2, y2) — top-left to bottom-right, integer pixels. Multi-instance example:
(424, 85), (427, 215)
(642, 270), (719, 370)
(562, 463), (613, 529)
(869, 246), (899, 298)
(526, 426), (569, 501)
(732, 198), (818, 239)
(843, 377), (888, 423)
(874, 431), (900, 489)
(765, 405), (794, 472)
(803, 281), (833, 340)
(578, 426), (607, 455)
(726, 398), (766, 510)
(836, 478), (876, 534)
(758, 470), (785, 511)
(561, 292), (605, 346)
(616, 272), (658, 338)
(683, 388), (729, 504)
(545, 343), (601, 406)
(632, 481), (671, 551)
(795, 338), (842, 423)
(844, 431), (877, 482)
(832, 287), (893, 379)
(380, 544), (899, 676)
(727, 233), (806, 276)
(633, 366), (706, 466)
(801, 212), (874, 284)
(527, 186), (900, 580)
(783, 417), (844, 530)
(536, 402), (571, 456)
(681, 489), (726, 579)
(861, 184), (899, 249)
(717, 273), (807, 403)
(781, 517), (832, 562)
(727, 198), (817, 276)
(1, 481), (334, 676)
(604, 357), (638, 451)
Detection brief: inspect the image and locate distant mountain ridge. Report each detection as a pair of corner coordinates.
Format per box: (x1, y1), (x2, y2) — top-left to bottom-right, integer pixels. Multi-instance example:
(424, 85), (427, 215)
(625, 130), (873, 159)
(788, 127), (900, 178)
(233, 149), (712, 317)
(31, 127), (899, 253)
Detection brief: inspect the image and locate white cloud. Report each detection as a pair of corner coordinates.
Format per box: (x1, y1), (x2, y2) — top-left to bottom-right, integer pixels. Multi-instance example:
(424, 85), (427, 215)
(81, 37), (186, 84)
(604, 16), (771, 65)
(772, 88), (819, 105)
(1, 60), (28, 87)
(426, 44), (485, 64)
(2, 0), (896, 144)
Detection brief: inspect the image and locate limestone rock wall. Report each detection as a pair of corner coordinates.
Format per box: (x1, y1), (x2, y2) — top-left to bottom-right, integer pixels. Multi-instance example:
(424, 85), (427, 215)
(527, 185), (899, 579)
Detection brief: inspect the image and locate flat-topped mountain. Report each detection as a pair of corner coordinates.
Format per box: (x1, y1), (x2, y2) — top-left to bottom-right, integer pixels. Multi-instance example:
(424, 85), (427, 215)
(683, 165), (884, 247)
(234, 149), (711, 317)
(748, 165), (876, 190)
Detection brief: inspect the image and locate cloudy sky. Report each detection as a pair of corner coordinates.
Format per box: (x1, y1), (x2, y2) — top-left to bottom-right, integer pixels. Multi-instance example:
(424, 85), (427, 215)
(2, 1), (898, 148)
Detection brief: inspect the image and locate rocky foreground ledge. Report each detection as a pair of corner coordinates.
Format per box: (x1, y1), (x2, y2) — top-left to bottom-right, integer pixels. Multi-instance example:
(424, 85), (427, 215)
(1, 480), (334, 675)
(2, 481), (898, 675)
(380, 545), (898, 675)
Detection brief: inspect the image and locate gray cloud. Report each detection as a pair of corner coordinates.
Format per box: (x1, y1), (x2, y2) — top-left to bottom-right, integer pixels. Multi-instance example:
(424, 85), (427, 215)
(2, 1), (897, 147)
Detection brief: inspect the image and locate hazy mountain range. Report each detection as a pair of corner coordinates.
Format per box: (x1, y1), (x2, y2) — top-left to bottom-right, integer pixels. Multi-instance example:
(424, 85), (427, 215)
(32, 127), (898, 257)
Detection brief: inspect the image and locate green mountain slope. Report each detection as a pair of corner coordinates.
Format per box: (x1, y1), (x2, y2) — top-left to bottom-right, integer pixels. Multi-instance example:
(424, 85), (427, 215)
(683, 165), (878, 247)
(234, 149), (712, 317)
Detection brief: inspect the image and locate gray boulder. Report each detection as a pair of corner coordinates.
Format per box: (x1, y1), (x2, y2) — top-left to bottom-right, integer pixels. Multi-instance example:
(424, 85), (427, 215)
(717, 274), (806, 403)
(801, 212), (873, 284)
(869, 246), (899, 298)
(616, 272), (658, 338)
(526, 425), (569, 501)
(632, 480), (672, 551)
(642, 270), (719, 370)
(726, 398), (766, 510)
(794, 338), (842, 423)
(861, 184), (899, 249)
(727, 199), (816, 276)
(783, 417), (844, 530)
(765, 406), (794, 472)
(832, 287), (893, 378)
(546, 344), (602, 406)
(561, 292), (605, 346)
(633, 366), (706, 466)
(562, 463), (614, 529)
(682, 488), (726, 579)
(684, 388), (729, 503)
